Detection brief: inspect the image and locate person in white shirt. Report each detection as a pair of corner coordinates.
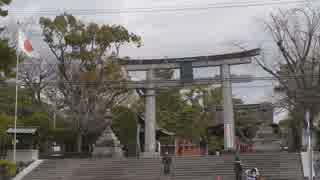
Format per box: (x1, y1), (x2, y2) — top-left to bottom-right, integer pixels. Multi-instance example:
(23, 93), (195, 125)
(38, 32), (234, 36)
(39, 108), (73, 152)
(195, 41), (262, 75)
(245, 168), (258, 180)
(156, 140), (161, 154)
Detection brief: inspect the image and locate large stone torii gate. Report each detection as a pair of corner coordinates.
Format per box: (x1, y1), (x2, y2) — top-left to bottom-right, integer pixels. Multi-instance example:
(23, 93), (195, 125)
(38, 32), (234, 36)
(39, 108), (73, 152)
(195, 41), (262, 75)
(120, 48), (260, 157)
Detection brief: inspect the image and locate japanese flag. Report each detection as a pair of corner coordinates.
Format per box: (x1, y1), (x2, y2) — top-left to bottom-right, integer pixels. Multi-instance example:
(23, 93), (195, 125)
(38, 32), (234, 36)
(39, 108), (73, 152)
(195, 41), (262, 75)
(18, 30), (34, 57)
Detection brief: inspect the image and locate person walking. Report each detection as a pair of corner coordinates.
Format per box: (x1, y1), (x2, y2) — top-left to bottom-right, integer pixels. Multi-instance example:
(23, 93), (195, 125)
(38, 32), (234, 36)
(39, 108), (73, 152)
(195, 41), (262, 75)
(162, 151), (172, 175)
(254, 168), (261, 180)
(245, 168), (258, 180)
(234, 154), (243, 180)
(156, 140), (161, 154)
(199, 137), (207, 155)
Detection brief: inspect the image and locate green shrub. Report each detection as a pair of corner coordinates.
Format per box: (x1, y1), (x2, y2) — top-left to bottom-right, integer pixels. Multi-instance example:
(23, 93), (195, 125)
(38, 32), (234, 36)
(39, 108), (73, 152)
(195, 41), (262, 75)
(208, 135), (223, 152)
(0, 160), (16, 177)
(112, 106), (138, 157)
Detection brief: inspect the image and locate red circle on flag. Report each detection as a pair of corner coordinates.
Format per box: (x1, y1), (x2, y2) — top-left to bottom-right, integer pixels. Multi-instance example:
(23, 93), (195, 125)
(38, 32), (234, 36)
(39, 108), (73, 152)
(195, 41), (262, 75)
(24, 40), (33, 53)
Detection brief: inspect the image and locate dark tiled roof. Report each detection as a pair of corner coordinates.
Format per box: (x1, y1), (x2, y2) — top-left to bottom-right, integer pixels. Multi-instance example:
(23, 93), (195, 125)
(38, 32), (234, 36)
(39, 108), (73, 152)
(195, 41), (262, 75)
(6, 127), (37, 134)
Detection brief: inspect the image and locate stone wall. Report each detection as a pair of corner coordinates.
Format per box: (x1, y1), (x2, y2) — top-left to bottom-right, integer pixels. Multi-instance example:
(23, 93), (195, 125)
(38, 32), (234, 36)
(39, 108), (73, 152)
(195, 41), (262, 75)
(6, 150), (38, 162)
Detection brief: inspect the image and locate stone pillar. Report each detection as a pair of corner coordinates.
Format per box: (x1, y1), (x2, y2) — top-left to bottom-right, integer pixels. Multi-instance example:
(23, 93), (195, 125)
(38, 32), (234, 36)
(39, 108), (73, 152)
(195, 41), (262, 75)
(143, 68), (157, 157)
(221, 64), (235, 151)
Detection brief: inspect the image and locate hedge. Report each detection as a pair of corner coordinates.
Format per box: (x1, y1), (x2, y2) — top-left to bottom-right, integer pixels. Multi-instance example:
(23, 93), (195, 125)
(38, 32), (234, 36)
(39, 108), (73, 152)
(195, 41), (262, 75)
(0, 160), (16, 177)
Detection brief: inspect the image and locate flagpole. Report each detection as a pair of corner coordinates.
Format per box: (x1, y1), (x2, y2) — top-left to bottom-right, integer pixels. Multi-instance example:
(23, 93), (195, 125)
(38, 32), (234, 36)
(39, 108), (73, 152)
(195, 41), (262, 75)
(13, 52), (19, 162)
(13, 27), (20, 162)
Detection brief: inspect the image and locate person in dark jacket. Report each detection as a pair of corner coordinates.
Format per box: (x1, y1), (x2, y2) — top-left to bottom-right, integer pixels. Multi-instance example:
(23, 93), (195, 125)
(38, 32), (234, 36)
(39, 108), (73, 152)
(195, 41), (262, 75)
(199, 137), (207, 155)
(162, 151), (172, 175)
(234, 154), (243, 180)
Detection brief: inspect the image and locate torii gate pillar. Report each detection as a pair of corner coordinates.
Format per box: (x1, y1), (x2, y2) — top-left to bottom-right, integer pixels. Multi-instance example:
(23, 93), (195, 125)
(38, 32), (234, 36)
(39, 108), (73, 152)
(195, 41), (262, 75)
(143, 68), (157, 157)
(221, 64), (236, 151)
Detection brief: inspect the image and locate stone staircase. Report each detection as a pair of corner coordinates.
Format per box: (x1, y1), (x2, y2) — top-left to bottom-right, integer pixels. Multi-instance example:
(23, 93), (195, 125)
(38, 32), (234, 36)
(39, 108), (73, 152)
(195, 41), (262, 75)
(21, 152), (303, 180)
(240, 152), (303, 180)
(22, 158), (163, 180)
(171, 155), (235, 180)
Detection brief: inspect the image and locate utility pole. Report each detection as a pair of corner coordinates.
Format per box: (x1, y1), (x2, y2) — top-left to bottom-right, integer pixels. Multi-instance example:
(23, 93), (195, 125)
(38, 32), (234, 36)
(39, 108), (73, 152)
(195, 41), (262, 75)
(306, 109), (313, 180)
(53, 111), (56, 129)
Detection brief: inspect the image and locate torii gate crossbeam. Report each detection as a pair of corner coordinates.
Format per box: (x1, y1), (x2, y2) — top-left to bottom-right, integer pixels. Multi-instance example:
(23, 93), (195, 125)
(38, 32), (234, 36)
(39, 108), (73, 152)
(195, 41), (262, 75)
(125, 76), (253, 89)
(120, 49), (260, 71)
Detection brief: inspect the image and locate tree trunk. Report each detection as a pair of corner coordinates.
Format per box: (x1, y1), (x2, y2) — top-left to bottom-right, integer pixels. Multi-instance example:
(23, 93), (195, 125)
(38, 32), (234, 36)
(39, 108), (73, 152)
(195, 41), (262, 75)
(288, 116), (302, 152)
(77, 133), (82, 153)
(36, 91), (41, 104)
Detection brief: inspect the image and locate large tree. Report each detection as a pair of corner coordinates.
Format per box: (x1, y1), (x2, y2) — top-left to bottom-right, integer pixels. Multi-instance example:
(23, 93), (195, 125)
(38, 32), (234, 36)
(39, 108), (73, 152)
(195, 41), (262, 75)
(111, 106), (138, 157)
(0, 0), (15, 78)
(258, 8), (320, 151)
(0, 0), (11, 18)
(19, 56), (56, 105)
(39, 14), (141, 152)
(184, 86), (261, 149)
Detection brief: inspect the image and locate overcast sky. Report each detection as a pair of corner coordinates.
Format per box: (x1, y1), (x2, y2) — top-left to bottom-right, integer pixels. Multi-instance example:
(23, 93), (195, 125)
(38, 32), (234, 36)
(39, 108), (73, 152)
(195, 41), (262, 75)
(5, 0), (320, 122)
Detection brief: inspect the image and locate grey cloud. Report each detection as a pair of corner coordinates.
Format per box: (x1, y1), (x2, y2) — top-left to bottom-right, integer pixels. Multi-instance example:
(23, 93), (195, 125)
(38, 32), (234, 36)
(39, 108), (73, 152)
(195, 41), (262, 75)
(7, 0), (319, 122)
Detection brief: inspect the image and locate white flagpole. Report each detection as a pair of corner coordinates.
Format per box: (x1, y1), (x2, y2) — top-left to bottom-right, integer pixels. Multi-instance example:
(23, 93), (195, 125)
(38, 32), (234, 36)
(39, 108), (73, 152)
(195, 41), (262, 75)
(13, 27), (20, 162)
